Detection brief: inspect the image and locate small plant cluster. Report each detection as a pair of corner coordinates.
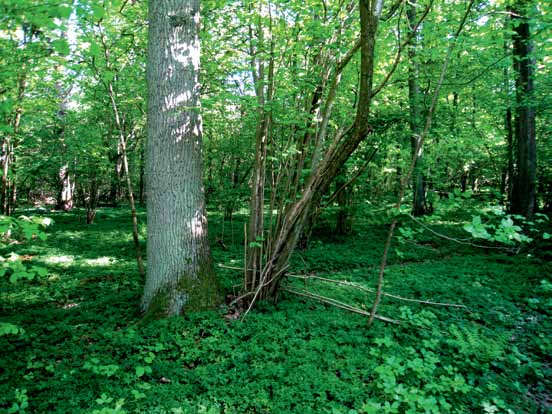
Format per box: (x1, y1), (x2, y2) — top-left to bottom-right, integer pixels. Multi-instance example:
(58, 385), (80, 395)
(463, 206), (549, 245)
(0, 215), (52, 338)
(0, 215), (51, 283)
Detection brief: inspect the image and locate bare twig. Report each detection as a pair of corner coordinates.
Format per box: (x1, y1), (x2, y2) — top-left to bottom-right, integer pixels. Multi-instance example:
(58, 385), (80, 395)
(286, 274), (467, 309)
(284, 288), (400, 324)
(241, 264), (290, 321)
(218, 263), (253, 271)
(371, 0), (434, 98)
(228, 291), (254, 307)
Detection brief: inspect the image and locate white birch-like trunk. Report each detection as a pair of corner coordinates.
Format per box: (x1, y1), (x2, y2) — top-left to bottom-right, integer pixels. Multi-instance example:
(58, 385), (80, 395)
(142, 0), (218, 316)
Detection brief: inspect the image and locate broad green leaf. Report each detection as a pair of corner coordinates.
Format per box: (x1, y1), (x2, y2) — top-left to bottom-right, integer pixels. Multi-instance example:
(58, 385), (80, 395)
(52, 39), (71, 56)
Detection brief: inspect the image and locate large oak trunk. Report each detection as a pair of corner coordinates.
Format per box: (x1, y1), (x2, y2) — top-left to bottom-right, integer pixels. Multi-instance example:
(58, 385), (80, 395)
(142, 0), (218, 316)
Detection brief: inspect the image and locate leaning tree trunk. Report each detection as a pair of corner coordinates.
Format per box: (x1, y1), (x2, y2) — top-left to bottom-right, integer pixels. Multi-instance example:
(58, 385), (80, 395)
(142, 0), (219, 316)
(509, 0), (536, 218)
(245, 0), (382, 302)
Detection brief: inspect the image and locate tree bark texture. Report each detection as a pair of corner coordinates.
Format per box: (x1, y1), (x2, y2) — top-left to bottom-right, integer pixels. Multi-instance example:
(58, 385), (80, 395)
(509, 0), (536, 218)
(1, 73), (26, 215)
(407, 0), (427, 216)
(142, 0), (219, 316)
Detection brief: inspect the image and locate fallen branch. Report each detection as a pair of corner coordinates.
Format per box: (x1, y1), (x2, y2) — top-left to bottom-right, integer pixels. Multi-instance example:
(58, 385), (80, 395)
(218, 263), (252, 271)
(284, 287), (401, 324)
(286, 274), (467, 309)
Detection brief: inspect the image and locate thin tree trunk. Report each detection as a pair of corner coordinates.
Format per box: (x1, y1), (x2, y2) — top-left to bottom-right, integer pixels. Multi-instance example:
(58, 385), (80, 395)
(245, 3), (275, 291)
(96, 20), (145, 277)
(55, 78), (75, 211)
(139, 145), (145, 206)
(368, 0), (475, 326)
(407, 0), (427, 216)
(509, 0), (536, 218)
(107, 81), (145, 278)
(335, 168), (354, 235)
(86, 176), (100, 224)
(1, 74), (26, 215)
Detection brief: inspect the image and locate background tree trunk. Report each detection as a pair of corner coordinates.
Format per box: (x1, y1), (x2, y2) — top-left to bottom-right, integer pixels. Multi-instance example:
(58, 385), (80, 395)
(509, 0), (536, 217)
(1, 74), (26, 215)
(335, 168), (354, 235)
(142, 0), (219, 316)
(407, 0), (427, 216)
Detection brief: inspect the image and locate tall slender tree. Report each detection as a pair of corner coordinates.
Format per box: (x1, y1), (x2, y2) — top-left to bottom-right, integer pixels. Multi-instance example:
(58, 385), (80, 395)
(407, 0), (427, 216)
(509, 0), (536, 217)
(142, 0), (219, 316)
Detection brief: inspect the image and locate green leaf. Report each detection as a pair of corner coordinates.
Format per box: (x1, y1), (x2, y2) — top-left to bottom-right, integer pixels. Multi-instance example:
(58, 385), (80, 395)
(52, 39), (70, 56)
(55, 5), (73, 19)
(103, 71), (115, 83)
(32, 266), (48, 277)
(0, 322), (23, 336)
(89, 42), (102, 58)
(92, 5), (105, 20)
(464, 216), (491, 239)
(500, 217), (514, 228)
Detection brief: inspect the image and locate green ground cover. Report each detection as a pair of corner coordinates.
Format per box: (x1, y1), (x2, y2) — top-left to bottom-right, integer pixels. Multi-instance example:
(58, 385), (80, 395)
(1, 208), (551, 413)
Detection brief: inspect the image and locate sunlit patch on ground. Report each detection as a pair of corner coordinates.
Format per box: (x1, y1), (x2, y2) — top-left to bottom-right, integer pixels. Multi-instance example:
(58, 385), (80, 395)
(45, 255), (75, 265)
(85, 257), (116, 266)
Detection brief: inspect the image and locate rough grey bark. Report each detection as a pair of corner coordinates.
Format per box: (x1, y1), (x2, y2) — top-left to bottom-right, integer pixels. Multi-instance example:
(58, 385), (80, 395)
(509, 0), (536, 218)
(142, 0), (219, 316)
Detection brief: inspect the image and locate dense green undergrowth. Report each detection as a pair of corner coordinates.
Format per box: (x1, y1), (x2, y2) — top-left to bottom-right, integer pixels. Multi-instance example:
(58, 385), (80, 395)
(1, 207), (551, 413)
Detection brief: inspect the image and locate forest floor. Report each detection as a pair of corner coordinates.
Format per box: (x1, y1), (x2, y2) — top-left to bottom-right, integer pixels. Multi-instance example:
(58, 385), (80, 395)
(1, 205), (551, 413)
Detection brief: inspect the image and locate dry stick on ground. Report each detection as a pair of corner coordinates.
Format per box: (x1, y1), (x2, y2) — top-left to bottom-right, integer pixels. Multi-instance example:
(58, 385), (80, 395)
(367, 0), (476, 327)
(219, 263), (251, 271)
(284, 288), (400, 324)
(286, 274), (468, 309)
